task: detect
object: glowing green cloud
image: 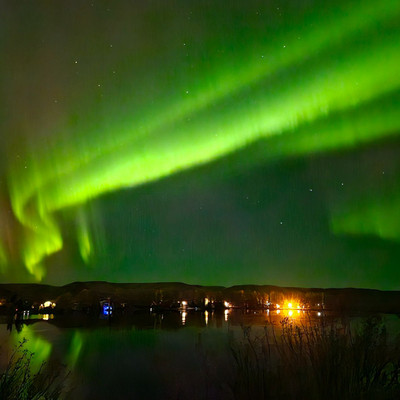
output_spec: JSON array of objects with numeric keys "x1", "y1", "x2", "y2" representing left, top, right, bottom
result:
[
  {"x1": 76, "y1": 209, "x2": 93, "y2": 264},
  {"x1": 331, "y1": 190, "x2": 400, "y2": 242},
  {"x1": 5, "y1": 0, "x2": 400, "y2": 279},
  {"x1": 0, "y1": 239, "x2": 7, "y2": 273}
]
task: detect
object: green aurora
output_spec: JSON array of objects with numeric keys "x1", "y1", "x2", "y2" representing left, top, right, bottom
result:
[{"x1": 1, "y1": 0, "x2": 400, "y2": 287}]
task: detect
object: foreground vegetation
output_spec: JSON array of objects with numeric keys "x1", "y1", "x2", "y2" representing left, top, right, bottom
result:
[
  {"x1": 0, "y1": 339, "x2": 69, "y2": 400},
  {"x1": 228, "y1": 316, "x2": 400, "y2": 400}
]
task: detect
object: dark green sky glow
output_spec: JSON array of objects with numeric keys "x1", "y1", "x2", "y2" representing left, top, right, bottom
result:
[{"x1": 1, "y1": 0, "x2": 400, "y2": 288}]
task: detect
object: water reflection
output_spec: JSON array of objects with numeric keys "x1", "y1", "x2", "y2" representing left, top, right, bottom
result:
[
  {"x1": 1, "y1": 310, "x2": 399, "y2": 400},
  {"x1": 39, "y1": 314, "x2": 54, "y2": 320},
  {"x1": 7, "y1": 324, "x2": 53, "y2": 371},
  {"x1": 224, "y1": 309, "x2": 229, "y2": 322},
  {"x1": 67, "y1": 331, "x2": 84, "y2": 367},
  {"x1": 0, "y1": 309, "x2": 338, "y2": 335},
  {"x1": 181, "y1": 311, "x2": 187, "y2": 325}
]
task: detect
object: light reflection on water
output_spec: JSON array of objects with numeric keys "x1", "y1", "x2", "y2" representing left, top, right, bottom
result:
[
  {"x1": 0, "y1": 309, "x2": 324, "y2": 364},
  {"x1": 39, "y1": 313, "x2": 54, "y2": 320},
  {"x1": 0, "y1": 311, "x2": 399, "y2": 400},
  {"x1": 181, "y1": 311, "x2": 187, "y2": 325},
  {"x1": 224, "y1": 309, "x2": 229, "y2": 321}
]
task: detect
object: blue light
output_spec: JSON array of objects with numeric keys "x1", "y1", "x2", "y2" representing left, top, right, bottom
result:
[{"x1": 102, "y1": 303, "x2": 113, "y2": 315}]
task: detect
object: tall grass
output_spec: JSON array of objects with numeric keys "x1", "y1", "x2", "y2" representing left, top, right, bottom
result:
[
  {"x1": 0, "y1": 339, "x2": 69, "y2": 400},
  {"x1": 229, "y1": 316, "x2": 400, "y2": 400}
]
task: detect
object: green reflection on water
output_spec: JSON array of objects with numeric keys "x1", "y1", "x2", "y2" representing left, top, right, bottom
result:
[
  {"x1": 67, "y1": 331, "x2": 84, "y2": 368},
  {"x1": 12, "y1": 325, "x2": 52, "y2": 371}
]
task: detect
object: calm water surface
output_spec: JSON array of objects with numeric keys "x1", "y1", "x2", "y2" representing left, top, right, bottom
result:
[{"x1": 1, "y1": 310, "x2": 399, "y2": 399}]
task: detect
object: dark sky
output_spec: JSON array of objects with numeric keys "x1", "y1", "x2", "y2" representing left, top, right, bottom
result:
[{"x1": 1, "y1": 0, "x2": 400, "y2": 288}]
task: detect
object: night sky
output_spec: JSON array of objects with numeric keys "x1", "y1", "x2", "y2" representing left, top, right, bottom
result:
[{"x1": 1, "y1": 0, "x2": 400, "y2": 288}]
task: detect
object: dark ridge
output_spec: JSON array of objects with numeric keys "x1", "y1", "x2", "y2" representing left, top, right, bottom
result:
[{"x1": 0, "y1": 281, "x2": 400, "y2": 314}]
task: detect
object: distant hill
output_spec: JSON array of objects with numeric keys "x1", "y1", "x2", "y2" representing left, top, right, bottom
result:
[{"x1": 1, "y1": 282, "x2": 400, "y2": 313}]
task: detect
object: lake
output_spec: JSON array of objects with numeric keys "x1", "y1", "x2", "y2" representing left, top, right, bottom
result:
[{"x1": 1, "y1": 310, "x2": 399, "y2": 399}]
